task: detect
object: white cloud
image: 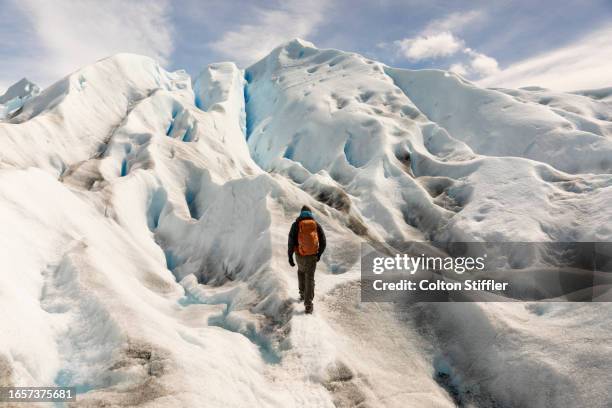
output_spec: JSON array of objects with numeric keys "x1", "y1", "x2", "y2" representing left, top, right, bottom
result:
[
  {"x1": 394, "y1": 32, "x2": 463, "y2": 61},
  {"x1": 449, "y1": 63, "x2": 468, "y2": 76},
  {"x1": 392, "y1": 9, "x2": 498, "y2": 75},
  {"x1": 466, "y1": 49, "x2": 499, "y2": 76},
  {"x1": 210, "y1": 0, "x2": 328, "y2": 66},
  {"x1": 11, "y1": 0, "x2": 173, "y2": 86},
  {"x1": 477, "y1": 24, "x2": 612, "y2": 91},
  {"x1": 446, "y1": 50, "x2": 499, "y2": 79},
  {"x1": 422, "y1": 10, "x2": 484, "y2": 35}
]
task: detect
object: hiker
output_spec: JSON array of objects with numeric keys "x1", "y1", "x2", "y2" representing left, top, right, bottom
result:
[{"x1": 288, "y1": 205, "x2": 326, "y2": 314}]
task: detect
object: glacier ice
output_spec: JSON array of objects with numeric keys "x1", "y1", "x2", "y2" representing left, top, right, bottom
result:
[
  {"x1": 0, "y1": 78, "x2": 40, "y2": 120},
  {"x1": 0, "y1": 39, "x2": 611, "y2": 407}
]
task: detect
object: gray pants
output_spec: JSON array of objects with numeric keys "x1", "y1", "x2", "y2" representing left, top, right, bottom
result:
[{"x1": 296, "y1": 254, "x2": 317, "y2": 306}]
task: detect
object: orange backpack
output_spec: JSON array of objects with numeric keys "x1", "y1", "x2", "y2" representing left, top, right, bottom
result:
[{"x1": 297, "y1": 219, "x2": 319, "y2": 256}]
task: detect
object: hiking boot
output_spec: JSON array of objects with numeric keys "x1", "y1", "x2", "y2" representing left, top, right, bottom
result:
[
  {"x1": 299, "y1": 294, "x2": 305, "y2": 303},
  {"x1": 305, "y1": 304, "x2": 313, "y2": 314}
]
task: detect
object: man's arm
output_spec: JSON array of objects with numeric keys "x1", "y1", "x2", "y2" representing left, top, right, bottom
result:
[
  {"x1": 316, "y1": 223, "x2": 326, "y2": 258},
  {"x1": 288, "y1": 221, "x2": 298, "y2": 258}
]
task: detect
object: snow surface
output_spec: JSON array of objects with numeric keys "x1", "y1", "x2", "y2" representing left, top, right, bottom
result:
[{"x1": 0, "y1": 39, "x2": 611, "y2": 407}]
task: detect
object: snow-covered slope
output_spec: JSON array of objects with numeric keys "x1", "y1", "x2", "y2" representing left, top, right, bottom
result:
[{"x1": 0, "y1": 40, "x2": 611, "y2": 407}]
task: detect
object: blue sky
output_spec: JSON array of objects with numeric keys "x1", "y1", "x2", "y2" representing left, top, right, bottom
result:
[{"x1": 1, "y1": 0, "x2": 612, "y2": 92}]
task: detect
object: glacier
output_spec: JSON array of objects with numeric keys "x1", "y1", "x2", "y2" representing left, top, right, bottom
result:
[{"x1": 0, "y1": 39, "x2": 611, "y2": 407}]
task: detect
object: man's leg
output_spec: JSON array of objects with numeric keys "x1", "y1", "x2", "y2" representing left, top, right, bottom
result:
[
  {"x1": 297, "y1": 269, "x2": 305, "y2": 301},
  {"x1": 296, "y1": 255, "x2": 305, "y2": 301},
  {"x1": 303, "y1": 255, "x2": 317, "y2": 313}
]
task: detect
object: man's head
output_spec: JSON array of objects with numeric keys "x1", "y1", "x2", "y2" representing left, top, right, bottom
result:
[{"x1": 300, "y1": 205, "x2": 313, "y2": 218}]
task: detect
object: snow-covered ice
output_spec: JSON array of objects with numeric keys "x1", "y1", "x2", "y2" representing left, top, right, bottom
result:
[{"x1": 0, "y1": 39, "x2": 611, "y2": 407}]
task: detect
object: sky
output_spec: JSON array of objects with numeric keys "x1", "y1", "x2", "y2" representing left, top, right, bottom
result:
[{"x1": 1, "y1": 0, "x2": 612, "y2": 93}]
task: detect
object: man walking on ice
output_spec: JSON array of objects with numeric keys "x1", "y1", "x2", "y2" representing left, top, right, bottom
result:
[{"x1": 288, "y1": 205, "x2": 326, "y2": 314}]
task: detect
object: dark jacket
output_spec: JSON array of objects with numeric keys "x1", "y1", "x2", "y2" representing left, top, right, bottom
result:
[{"x1": 288, "y1": 211, "x2": 326, "y2": 259}]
